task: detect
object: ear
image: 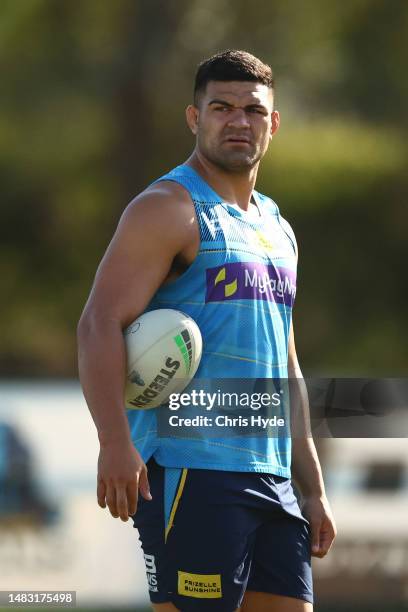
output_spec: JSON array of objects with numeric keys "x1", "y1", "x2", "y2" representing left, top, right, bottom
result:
[
  {"x1": 186, "y1": 104, "x2": 199, "y2": 135},
  {"x1": 270, "y1": 110, "x2": 280, "y2": 139}
]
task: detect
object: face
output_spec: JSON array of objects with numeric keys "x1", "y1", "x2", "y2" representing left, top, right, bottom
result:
[{"x1": 186, "y1": 80, "x2": 280, "y2": 172}]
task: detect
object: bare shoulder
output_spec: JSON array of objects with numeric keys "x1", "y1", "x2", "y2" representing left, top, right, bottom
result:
[
  {"x1": 120, "y1": 180, "x2": 195, "y2": 234},
  {"x1": 81, "y1": 180, "x2": 197, "y2": 325},
  {"x1": 142, "y1": 179, "x2": 193, "y2": 205}
]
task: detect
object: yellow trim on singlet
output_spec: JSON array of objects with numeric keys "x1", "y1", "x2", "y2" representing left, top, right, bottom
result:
[{"x1": 165, "y1": 468, "x2": 188, "y2": 543}]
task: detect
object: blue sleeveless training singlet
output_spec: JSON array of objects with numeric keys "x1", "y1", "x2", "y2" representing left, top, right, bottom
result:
[{"x1": 126, "y1": 165, "x2": 298, "y2": 477}]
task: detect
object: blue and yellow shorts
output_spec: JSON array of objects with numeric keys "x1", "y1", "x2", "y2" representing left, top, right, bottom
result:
[{"x1": 132, "y1": 458, "x2": 313, "y2": 611}]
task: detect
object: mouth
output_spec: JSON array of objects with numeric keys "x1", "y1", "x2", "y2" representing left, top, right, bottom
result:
[{"x1": 224, "y1": 137, "x2": 251, "y2": 145}]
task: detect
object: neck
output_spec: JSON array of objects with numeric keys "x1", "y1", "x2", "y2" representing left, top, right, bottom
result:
[{"x1": 186, "y1": 150, "x2": 259, "y2": 211}]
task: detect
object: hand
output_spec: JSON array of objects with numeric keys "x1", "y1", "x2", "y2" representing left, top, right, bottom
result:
[
  {"x1": 97, "y1": 440, "x2": 152, "y2": 521},
  {"x1": 302, "y1": 494, "x2": 337, "y2": 558}
]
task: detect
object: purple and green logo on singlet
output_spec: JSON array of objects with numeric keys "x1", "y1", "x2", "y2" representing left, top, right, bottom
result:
[{"x1": 206, "y1": 262, "x2": 296, "y2": 306}]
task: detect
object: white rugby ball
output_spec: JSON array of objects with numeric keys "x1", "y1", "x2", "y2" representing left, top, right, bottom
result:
[{"x1": 123, "y1": 309, "x2": 202, "y2": 410}]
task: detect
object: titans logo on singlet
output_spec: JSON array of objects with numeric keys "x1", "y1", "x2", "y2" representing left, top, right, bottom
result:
[{"x1": 126, "y1": 165, "x2": 298, "y2": 476}]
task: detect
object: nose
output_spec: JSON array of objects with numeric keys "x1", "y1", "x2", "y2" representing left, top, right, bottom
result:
[{"x1": 226, "y1": 108, "x2": 250, "y2": 128}]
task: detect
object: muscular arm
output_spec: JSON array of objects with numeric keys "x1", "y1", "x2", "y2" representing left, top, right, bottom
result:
[
  {"x1": 288, "y1": 321, "x2": 337, "y2": 557},
  {"x1": 77, "y1": 182, "x2": 196, "y2": 520}
]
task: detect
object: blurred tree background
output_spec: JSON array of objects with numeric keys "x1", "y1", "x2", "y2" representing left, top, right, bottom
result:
[{"x1": 1, "y1": 0, "x2": 407, "y2": 378}]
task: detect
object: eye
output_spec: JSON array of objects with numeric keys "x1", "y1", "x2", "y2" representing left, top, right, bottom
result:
[{"x1": 247, "y1": 108, "x2": 266, "y2": 115}]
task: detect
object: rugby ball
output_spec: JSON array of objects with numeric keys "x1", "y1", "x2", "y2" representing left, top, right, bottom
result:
[{"x1": 123, "y1": 309, "x2": 202, "y2": 410}]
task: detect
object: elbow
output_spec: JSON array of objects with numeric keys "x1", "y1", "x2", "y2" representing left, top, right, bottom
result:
[
  {"x1": 77, "y1": 309, "x2": 92, "y2": 348},
  {"x1": 77, "y1": 304, "x2": 101, "y2": 346},
  {"x1": 77, "y1": 308, "x2": 121, "y2": 346},
  {"x1": 288, "y1": 355, "x2": 303, "y2": 379}
]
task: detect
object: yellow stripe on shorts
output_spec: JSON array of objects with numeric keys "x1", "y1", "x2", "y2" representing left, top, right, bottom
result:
[{"x1": 165, "y1": 468, "x2": 188, "y2": 542}]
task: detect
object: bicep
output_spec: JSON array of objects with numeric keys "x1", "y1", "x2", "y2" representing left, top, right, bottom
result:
[{"x1": 82, "y1": 190, "x2": 192, "y2": 328}]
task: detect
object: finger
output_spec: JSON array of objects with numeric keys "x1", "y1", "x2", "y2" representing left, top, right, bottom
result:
[
  {"x1": 97, "y1": 479, "x2": 107, "y2": 508},
  {"x1": 116, "y1": 485, "x2": 129, "y2": 522},
  {"x1": 127, "y1": 481, "x2": 138, "y2": 516},
  {"x1": 139, "y1": 467, "x2": 152, "y2": 501},
  {"x1": 312, "y1": 535, "x2": 331, "y2": 558},
  {"x1": 106, "y1": 481, "x2": 119, "y2": 518},
  {"x1": 310, "y1": 520, "x2": 322, "y2": 555},
  {"x1": 319, "y1": 527, "x2": 335, "y2": 556}
]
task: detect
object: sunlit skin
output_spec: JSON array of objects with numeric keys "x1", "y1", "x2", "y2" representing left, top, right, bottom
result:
[{"x1": 185, "y1": 80, "x2": 280, "y2": 211}]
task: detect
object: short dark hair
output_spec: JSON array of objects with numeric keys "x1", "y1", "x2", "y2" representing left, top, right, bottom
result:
[{"x1": 194, "y1": 49, "x2": 274, "y2": 105}]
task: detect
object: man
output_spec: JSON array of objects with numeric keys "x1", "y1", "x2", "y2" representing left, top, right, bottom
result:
[{"x1": 78, "y1": 50, "x2": 336, "y2": 612}]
